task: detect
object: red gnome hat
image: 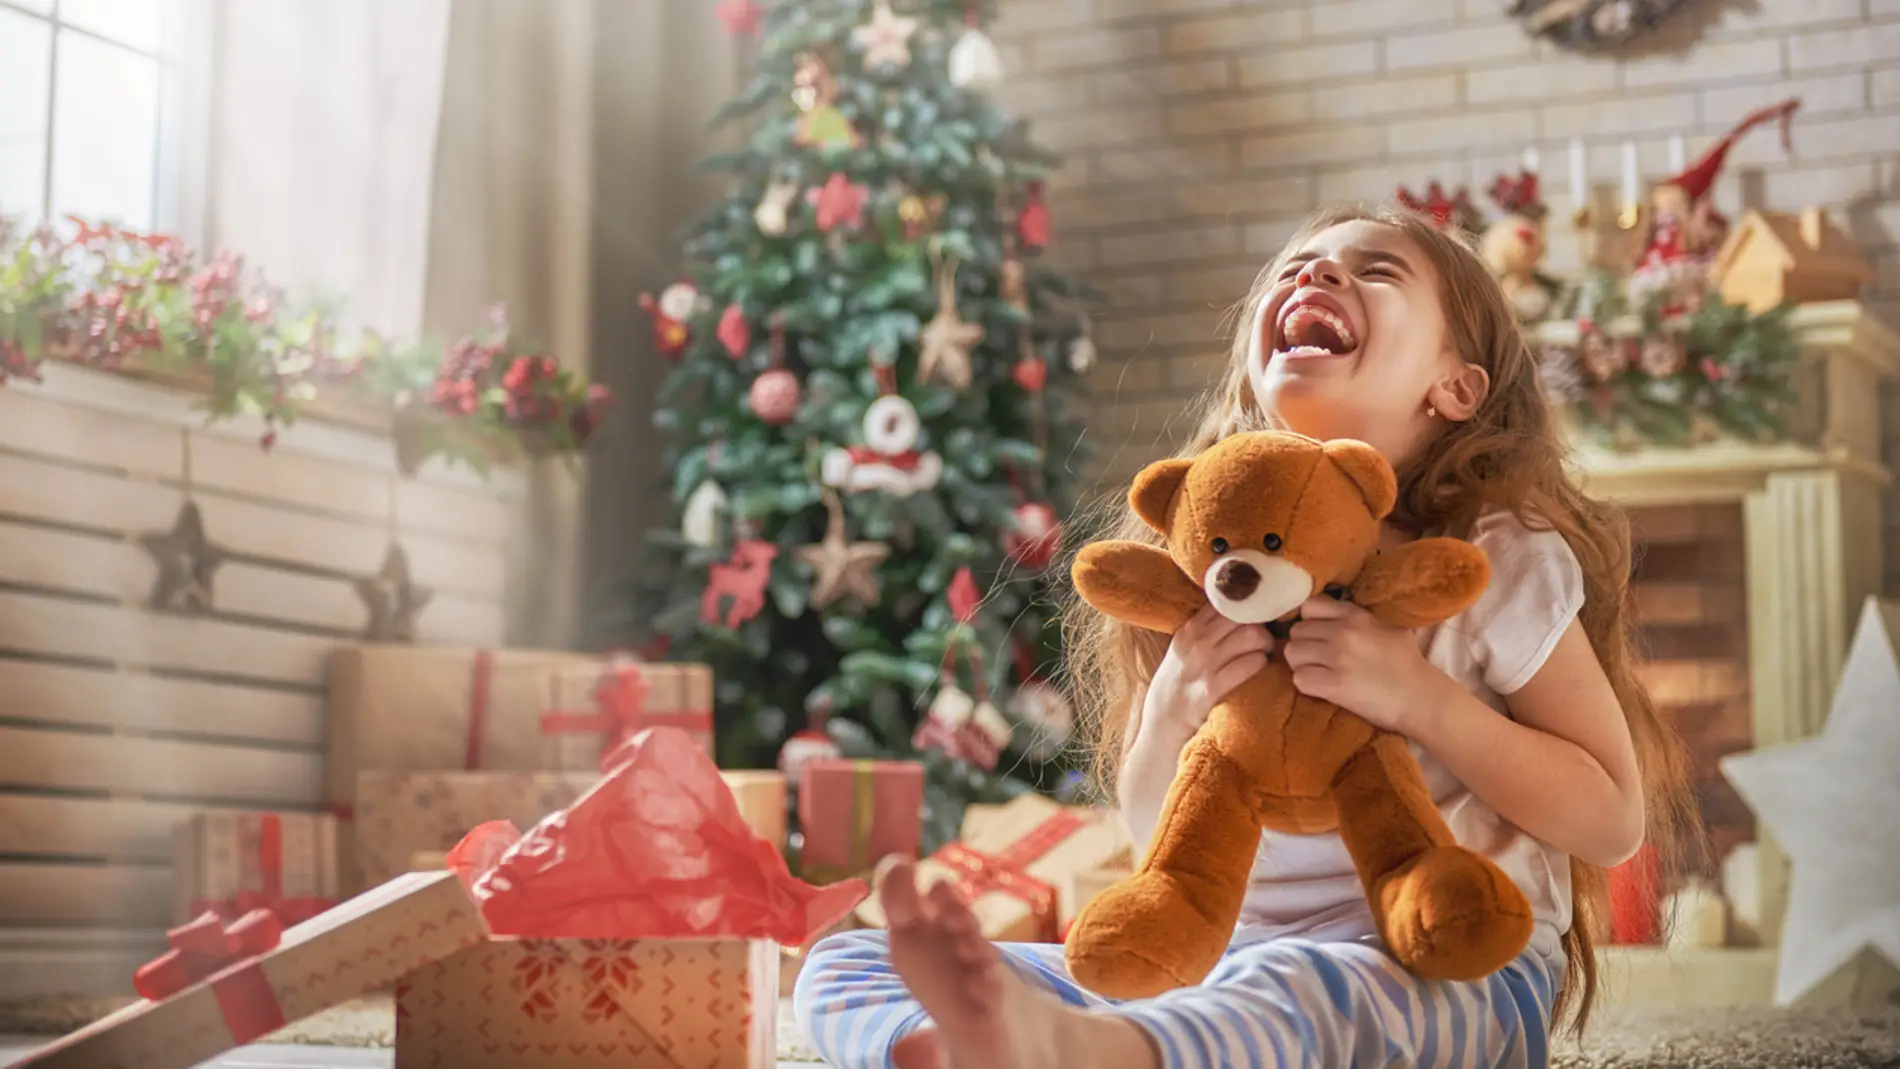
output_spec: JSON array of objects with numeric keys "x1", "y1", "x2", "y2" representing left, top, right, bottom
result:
[{"x1": 1663, "y1": 97, "x2": 1801, "y2": 203}]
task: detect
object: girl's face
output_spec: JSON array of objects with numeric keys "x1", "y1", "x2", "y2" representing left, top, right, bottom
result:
[{"x1": 1247, "y1": 220, "x2": 1480, "y2": 463}]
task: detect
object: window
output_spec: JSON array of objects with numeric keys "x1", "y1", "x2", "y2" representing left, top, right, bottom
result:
[{"x1": 0, "y1": 0, "x2": 201, "y2": 234}]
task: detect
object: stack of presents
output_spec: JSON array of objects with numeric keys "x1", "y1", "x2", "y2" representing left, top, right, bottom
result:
[{"x1": 20, "y1": 644, "x2": 1134, "y2": 1068}]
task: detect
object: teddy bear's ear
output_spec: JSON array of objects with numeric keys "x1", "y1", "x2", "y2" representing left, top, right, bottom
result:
[
  {"x1": 1129, "y1": 458, "x2": 1193, "y2": 534},
  {"x1": 1322, "y1": 439, "x2": 1397, "y2": 519}
]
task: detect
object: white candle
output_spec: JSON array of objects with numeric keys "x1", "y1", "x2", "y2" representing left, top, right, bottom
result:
[
  {"x1": 1620, "y1": 140, "x2": 1641, "y2": 207},
  {"x1": 1667, "y1": 133, "x2": 1686, "y2": 172},
  {"x1": 1569, "y1": 137, "x2": 1586, "y2": 206}
]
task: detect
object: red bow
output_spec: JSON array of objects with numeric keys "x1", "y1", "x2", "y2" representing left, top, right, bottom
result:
[{"x1": 134, "y1": 909, "x2": 282, "y2": 1002}]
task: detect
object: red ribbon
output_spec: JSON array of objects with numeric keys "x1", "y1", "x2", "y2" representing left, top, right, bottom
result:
[
  {"x1": 845, "y1": 445, "x2": 927, "y2": 471},
  {"x1": 539, "y1": 663, "x2": 709, "y2": 771},
  {"x1": 187, "y1": 814, "x2": 336, "y2": 928},
  {"x1": 932, "y1": 809, "x2": 1089, "y2": 942},
  {"x1": 465, "y1": 649, "x2": 495, "y2": 771},
  {"x1": 134, "y1": 910, "x2": 288, "y2": 1041}
]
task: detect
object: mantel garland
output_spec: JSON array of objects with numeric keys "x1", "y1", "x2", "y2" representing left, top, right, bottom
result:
[
  {"x1": 1537, "y1": 269, "x2": 1801, "y2": 449},
  {"x1": 0, "y1": 213, "x2": 611, "y2": 474}
]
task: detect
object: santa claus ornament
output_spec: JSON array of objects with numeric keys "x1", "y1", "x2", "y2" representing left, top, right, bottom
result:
[
  {"x1": 1631, "y1": 98, "x2": 1802, "y2": 318},
  {"x1": 820, "y1": 379, "x2": 943, "y2": 497},
  {"x1": 638, "y1": 280, "x2": 701, "y2": 360}
]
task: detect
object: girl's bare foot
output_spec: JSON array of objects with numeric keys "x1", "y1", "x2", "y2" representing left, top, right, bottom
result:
[{"x1": 874, "y1": 857, "x2": 1159, "y2": 1069}]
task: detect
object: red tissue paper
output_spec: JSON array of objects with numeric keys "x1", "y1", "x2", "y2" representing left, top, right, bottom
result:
[{"x1": 450, "y1": 725, "x2": 867, "y2": 946}]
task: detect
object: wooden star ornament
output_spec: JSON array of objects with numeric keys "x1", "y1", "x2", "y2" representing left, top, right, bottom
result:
[
  {"x1": 796, "y1": 491, "x2": 890, "y2": 609},
  {"x1": 356, "y1": 544, "x2": 433, "y2": 642},
  {"x1": 140, "y1": 499, "x2": 225, "y2": 614},
  {"x1": 919, "y1": 255, "x2": 983, "y2": 390},
  {"x1": 852, "y1": 0, "x2": 918, "y2": 69}
]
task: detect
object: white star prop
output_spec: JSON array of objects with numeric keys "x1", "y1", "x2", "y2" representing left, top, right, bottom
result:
[
  {"x1": 852, "y1": 0, "x2": 918, "y2": 69},
  {"x1": 1720, "y1": 597, "x2": 1900, "y2": 1005}
]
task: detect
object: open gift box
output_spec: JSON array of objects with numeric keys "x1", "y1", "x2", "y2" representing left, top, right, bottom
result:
[{"x1": 18, "y1": 728, "x2": 866, "y2": 1069}]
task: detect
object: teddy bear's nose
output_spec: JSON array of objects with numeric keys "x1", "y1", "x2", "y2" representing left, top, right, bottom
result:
[{"x1": 1213, "y1": 558, "x2": 1260, "y2": 600}]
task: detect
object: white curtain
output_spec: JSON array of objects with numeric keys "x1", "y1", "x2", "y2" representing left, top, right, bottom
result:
[{"x1": 201, "y1": 0, "x2": 451, "y2": 341}]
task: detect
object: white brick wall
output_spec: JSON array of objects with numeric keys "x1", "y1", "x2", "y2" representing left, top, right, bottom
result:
[{"x1": 991, "y1": 0, "x2": 1900, "y2": 589}]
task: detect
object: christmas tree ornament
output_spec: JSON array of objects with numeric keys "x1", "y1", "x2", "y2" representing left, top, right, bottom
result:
[
  {"x1": 820, "y1": 367, "x2": 943, "y2": 497},
  {"x1": 717, "y1": 303, "x2": 751, "y2": 359},
  {"x1": 1477, "y1": 169, "x2": 1559, "y2": 324},
  {"x1": 755, "y1": 180, "x2": 799, "y2": 236},
  {"x1": 749, "y1": 318, "x2": 804, "y2": 426},
  {"x1": 1639, "y1": 334, "x2": 1687, "y2": 377},
  {"x1": 700, "y1": 537, "x2": 778, "y2": 629},
  {"x1": 778, "y1": 694, "x2": 842, "y2": 786},
  {"x1": 1016, "y1": 181, "x2": 1051, "y2": 253},
  {"x1": 808, "y1": 172, "x2": 870, "y2": 232},
  {"x1": 793, "y1": 53, "x2": 861, "y2": 150},
  {"x1": 1579, "y1": 328, "x2": 1631, "y2": 382},
  {"x1": 1067, "y1": 311, "x2": 1098, "y2": 373},
  {"x1": 947, "y1": 565, "x2": 981, "y2": 624},
  {"x1": 714, "y1": 0, "x2": 764, "y2": 37},
  {"x1": 681, "y1": 480, "x2": 729, "y2": 548},
  {"x1": 918, "y1": 252, "x2": 982, "y2": 390},
  {"x1": 141, "y1": 499, "x2": 224, "y2": 615},
  {"x1": 1004, "y1": 500, "x2": 1062, "y2": 570},
  {"x1": 948, "y1": 6, "x2": 1004, "y2": 91},
  {"x1": 356, "y1": 544, "x2": 433, "y2": 642},
  {"x1": 1011, "y1": 679, "x2": 1075, "y2": 762},
  {"x1": 795, "y1": 489, "x2": 891, "y2": 609},
  {"x1": 1012, "y1": 354, "x2": 1047, "y2": 393},
  {"x1": 852, "y1": 0, "x2": 919, "y2": 70},
  {"x1": 638, "y1": 280, "x2": 701, "y2": 360},
  {"x1": 999, "y1": 253, "x2": 1029, "y2": 313},
  {"x1": 912, "y1": 682, "x2": 1012, "y2": 772}
]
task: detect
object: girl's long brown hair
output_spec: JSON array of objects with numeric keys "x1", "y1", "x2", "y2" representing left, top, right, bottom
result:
[{"x1": 1058, "y1": 202, "x2": 1698, "y2": 1035}]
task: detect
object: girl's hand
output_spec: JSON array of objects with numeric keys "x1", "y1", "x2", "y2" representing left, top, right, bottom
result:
[
  {"x1": 1281, "y1": 596, "x2": 1432, "y2": 735},
  {"x1": 1141, "y1": 603, "x2": 1276, "y2": 741}
]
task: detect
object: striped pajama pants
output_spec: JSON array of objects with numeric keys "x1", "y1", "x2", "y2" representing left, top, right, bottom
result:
[{"x1": 794, "y1": 928, "x2": 1561, "y2": 1069}]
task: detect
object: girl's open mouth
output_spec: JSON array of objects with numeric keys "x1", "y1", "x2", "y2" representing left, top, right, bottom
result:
[{"x1": 1272, "y1": 298, "x2": 1360, "y2": 360}]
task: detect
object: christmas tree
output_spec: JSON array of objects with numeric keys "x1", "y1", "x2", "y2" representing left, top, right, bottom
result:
[{"x1": 629, "y1": 0, "x2": 1100, "y2": 852}]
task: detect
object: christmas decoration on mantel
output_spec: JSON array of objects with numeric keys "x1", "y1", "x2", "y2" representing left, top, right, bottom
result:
[
  {"x1": 1506, "y1": 0, "x2": 1700, "y2": 52},
  {"x1": 0, "y1": 212, "x2": 612, "y2": 476},
  {"x1": 629, "y1": 0, "x2": 1099, "y2": 838},
  {"x1": 355, "y1": 544, "x2": 433, "y2": 642},
  {"x1": 140, "y1": 431, "x2": 225, "y2": 615}
]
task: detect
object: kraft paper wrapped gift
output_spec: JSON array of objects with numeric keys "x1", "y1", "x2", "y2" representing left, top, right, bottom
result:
[
  {"x1": 721, "y1": 770, "x2": 788, "y2": 848},
  {"x1": 171, "y1": 811, "x2": 340, "y2": 926},
  {"x1": 797, "y1": 758, "x2": 924, "y2": 881},
  {"x1": 17, "y1": 729, "x2": 865, "y2": 1069},
  {"x1": 15, "y1": 870, "x2": 489, "y2": 1069},
  {"x1": 856, "y1": 793, "x2": 1129, "y2": 942},
  {"x1": 398, "y1": 728, "x2": 866, "y2": 1068},
  {"x1": 350, "y1": 770, "x2": 600, "y2": 894}
]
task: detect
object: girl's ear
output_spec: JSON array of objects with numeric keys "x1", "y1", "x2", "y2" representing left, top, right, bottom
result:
[
  {"x1": 1427, "y1": 362, "x2": 1490, "y2": 422},
  {"x1": 1129, "y1": 459, "x2": 1193, "y2": 534}
]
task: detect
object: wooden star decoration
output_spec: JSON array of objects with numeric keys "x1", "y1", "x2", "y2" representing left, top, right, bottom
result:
[
  {"x1": 919, "y1": 304, "x2": 982, "y2": 390},
  {"x1": 139, "y1": 499, "x2": 224, "y2": 614},
  {"x1": 355, "y1": 544, "x2": 434, "y2": 642},
  {"x1": 852, "y1": 0, "x2": 918, "y2": 69},
  {"x1": 796, "y1": 494, "x2": 890, "y2": 609}
]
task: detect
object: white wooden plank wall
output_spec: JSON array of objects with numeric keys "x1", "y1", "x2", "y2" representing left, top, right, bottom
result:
[{"x1": 0, "y1": 363, "x2": 525, "y2": 997}]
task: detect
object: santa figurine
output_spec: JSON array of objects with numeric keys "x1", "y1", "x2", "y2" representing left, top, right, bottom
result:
[
  {"x1": 638, "y1": 280, "x2": 702, "y2": 360},
  {"x1": 1630, "y1": 98, "x2": 1801, "y2": 318}
]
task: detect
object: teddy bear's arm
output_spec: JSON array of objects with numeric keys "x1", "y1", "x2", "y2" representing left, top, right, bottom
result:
[
  {"x1": 1351, "y1": 537, "x2": 1490, "y2": 629},
  {"x1": 1072, "y1": 541, "x2": 1206, "y2": 635}
]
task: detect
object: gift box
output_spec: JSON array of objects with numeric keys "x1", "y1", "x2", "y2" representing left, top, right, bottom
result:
[
  {"x1": 19, "y1": 728, "x2": 866, "y2": 1069},
  {"x1": 398, "y1": 728, "x2": 865, "y2": 1068},
  {"x1": 350, "y1": 770, "x2": 600, "y2": 894},
  {"x1": 171, "y1": 811, "x2": 339, "y2": 926},
  {"x1": 856, "y1": 793, "x2": 1129, "y2": 942},
  {"x1": 542, "y1": 657, "x2": 717, "y2": 768},
  {"x1": 721, "y1": 770, "x2": 788, "y2": 848},
  {"x1": 797, "y1": 758, "x2": 924, "y2": 882},
  {"x1": 16, "y1": 869, "x2": 490, "y2": 1069}
]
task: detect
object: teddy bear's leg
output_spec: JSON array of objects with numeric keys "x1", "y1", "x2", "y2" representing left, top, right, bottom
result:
[
  {"x1": 1064, "y1": 677, "x2": 1287, "y2": 1000},
  {"x1": 1332, "y1": 732, "x2": 1535, "y2": 982}
]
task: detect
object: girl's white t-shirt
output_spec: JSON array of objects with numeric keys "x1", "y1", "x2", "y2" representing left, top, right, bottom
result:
[{"x1": 1119, "y1": 508, "x2": 1586, "y2": 970}]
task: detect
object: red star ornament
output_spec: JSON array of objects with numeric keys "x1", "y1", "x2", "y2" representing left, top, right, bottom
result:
[
  {"x1": 808, "y1": 173, "x2": 869, "y2": 233},
  {"x1": 715, "y1": 0, "x2": 764, "y2": 37}
]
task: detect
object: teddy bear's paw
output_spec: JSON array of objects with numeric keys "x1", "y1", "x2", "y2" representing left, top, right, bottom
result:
[
  {"x1": 1373, "y1": 845, "x2": 1535, "y2": 982},
  {"x1": 1064, "y1": 869, "x2": 1231, "y2": 999}
]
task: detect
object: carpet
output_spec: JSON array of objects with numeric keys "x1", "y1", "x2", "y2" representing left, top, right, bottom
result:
[{"x1": 4, "y1": 995, "x2": 1896, "y2": 1066}]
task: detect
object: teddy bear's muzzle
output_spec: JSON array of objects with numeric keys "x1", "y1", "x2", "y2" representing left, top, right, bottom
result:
[{"x1": 1204, "y1": 551, "x2": 1312, "y2": 624}]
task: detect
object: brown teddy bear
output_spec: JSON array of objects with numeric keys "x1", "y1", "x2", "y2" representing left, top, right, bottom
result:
[{"x1": 1064, "y1": 431, "x2": 1535, "y2": 999}]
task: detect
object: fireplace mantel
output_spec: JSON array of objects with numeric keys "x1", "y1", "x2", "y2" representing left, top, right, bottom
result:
[{"x1": 1536, "y1": 301, "x2": 1899, "y2": 1003}]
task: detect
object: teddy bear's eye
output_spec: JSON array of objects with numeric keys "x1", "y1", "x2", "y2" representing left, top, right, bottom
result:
[
  {"x1": 1210, "y1": 537, "x2": 1229, "y2": 555},
  {"x1": 1263, "y1": 533, "x2": 1283, "y2": 551}
]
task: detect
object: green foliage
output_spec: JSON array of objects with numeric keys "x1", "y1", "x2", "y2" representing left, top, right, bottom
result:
[{"x1": 626, "y1": 0, "x2": 1097, "y2": 850}]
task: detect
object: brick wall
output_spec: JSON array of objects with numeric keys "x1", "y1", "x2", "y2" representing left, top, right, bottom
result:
[{"x1": 994, "y1": 1, "x2": 1900, "y2": 569}]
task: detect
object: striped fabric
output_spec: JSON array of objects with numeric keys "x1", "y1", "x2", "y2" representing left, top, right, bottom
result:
[{"x1": 794, "y1": 928, "x2": 1560, "y2": 1069}]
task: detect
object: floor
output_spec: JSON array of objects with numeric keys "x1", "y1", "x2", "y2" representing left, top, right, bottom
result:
[{"x1": 0, "y1": 1038, "x2": 825, "y2": 1067}]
